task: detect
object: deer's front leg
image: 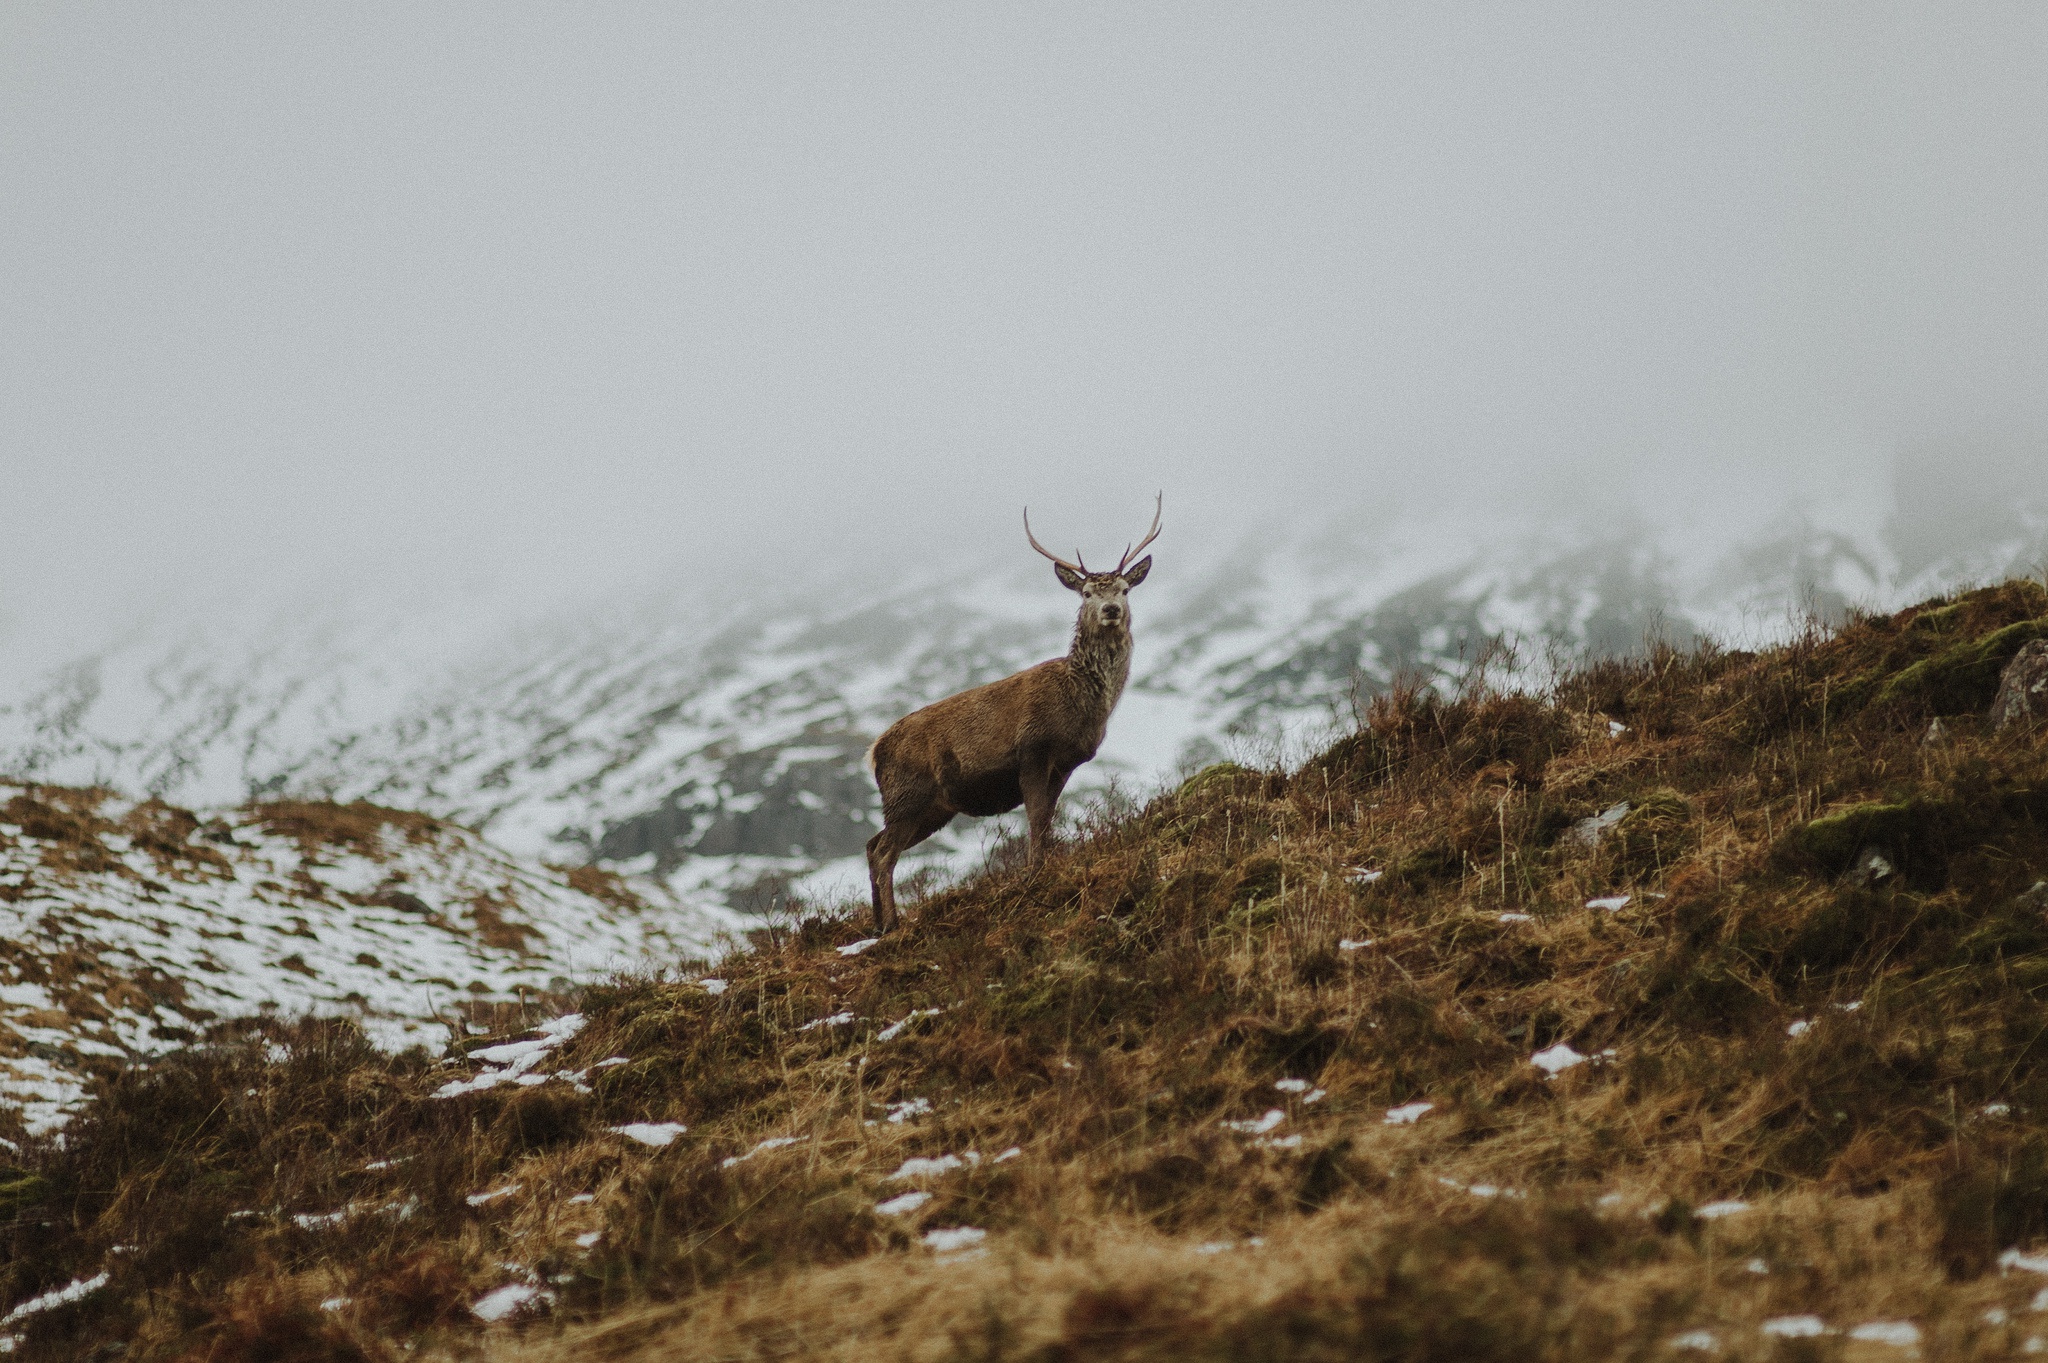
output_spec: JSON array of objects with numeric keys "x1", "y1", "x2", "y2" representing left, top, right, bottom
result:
[{"x1": 1020, "y1": 748, "x2": 1058, "y2": 865}]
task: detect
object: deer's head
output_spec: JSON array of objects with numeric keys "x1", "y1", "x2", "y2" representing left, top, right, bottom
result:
[{"x1": 1024, "y1": 493, "x2": 1161, "y2": 636}]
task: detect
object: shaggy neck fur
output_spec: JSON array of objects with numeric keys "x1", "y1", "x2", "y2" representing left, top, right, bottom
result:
[{"x1": 1069, "y1": 615, "x2": 1133, "y2": 708}]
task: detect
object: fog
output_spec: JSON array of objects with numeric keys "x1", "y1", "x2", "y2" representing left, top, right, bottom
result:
[{"x1": 5, "y1": 3, "x2": 2047, "y2": 668}]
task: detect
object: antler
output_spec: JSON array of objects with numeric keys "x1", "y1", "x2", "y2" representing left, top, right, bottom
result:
[
  {"x1": 1023, "y1": 508, "x2": 1089, "y2": 574},
  {"x1": 1025, "y1": 494, "x2": 1164, "y2": 577},
  {"x1": 1115, "y1": 492, "x2": 1164, "y2": 574}
]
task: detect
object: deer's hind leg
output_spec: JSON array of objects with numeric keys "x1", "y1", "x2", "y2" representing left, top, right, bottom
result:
[{"x1": 866, "y1": 803, "x2": 955, "y2": 933}]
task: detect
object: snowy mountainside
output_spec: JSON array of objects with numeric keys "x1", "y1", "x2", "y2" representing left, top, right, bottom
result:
[
  {"x1": 2, "y1": 507, "x2": 2044, "y2": 912},
  {"x1": 0, "y1": 783, "x2": 738, "y2": 1135}
]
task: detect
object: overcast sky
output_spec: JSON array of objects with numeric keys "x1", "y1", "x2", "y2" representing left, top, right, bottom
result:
[{"x1": 5, "y1": 3, "x2": 2046, "y2": 663}]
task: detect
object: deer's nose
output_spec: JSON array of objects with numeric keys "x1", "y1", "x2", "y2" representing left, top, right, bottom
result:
[{"x1": 1102, "y1": 604, "x2": 1123, "y2": 621}]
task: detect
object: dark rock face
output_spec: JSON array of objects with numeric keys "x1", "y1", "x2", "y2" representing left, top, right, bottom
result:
[
  {"x1": 1991, "y1": 639, "x2": 2048, "y2": 730},
  {"x1": 592, "y1": 733, "x2": 879, "y2": 872}
]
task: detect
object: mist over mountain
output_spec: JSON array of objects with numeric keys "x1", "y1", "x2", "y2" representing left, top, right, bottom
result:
[{"x1": 5, "y1": 484, "x2": 2041, "y2": 914}]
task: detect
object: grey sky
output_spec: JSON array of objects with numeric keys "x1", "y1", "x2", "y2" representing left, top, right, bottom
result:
[{"x1": 4, "y1": 3, "x2": 2046, "y2": 663}]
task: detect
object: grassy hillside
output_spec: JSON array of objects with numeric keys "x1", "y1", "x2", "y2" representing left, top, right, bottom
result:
[{"x1": 7, "y1": 579, "x2": 2048, "y2": 1361}]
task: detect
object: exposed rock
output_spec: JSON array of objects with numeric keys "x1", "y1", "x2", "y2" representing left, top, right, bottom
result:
[
  {"x1": 1990, "y1": 639, "x2": 2048, "y2": 731},
  {"x1": 1567, "y1": 802, "x2": 1630, "y2": 849},
  {"x1": 1922, "y1": 717, "x2": 1948, "y2": 747},
  {"x1": 1850, "y1": 845, "x2": 1894, "y2": 886}
]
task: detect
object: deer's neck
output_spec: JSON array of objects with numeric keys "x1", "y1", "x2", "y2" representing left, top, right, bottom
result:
[{"x1": 1068, "y1": 620, "x2": 1133, "y2": 710}]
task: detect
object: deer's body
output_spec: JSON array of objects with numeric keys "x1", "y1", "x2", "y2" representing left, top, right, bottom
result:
[{"x1": 864, "y1": 498, "x2": 1159, "y2": 932}]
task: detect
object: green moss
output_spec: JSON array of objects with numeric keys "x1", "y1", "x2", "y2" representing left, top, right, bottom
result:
[
  {"x1": 1876, "y1": 619, "x2": 2048, "y2": 715},
  {"x1": 1175, "y1": 762, "x2": 1252, "y2": 801},
  {"x1": 1794, "y1": 799, "x2": 1931, "y2": 872},
  {"x1": 1910, "y1": 600, "x2": 1973, "y2": 634},
  {"x1": 0, "y1": 1166, "x2": 51, "y2": 1219}
]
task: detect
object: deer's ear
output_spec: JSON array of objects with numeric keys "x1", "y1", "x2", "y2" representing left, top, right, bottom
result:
[
  {"x1": 1120, "y1": 556, "x2": 1152, "y2": 589},
  {"x1": 1054, "y1": 563, "x2": 1086, "y2": 592}
]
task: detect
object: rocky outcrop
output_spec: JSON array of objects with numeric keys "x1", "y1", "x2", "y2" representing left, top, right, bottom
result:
[{"x1": 1990, "y1": 638, "x2": 2048, "y2": 730}]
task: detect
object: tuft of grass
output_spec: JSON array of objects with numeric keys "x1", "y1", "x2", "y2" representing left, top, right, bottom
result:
[{"x1": 5, "y1": 579, "x2": 2048, "y2": 1360}]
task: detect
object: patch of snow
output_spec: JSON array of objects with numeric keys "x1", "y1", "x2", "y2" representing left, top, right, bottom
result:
[
  {"x1": 1983, "y1": 1102, "x2": 2014, "y2": 1118},
  {"x1": 320, "y1": 1296, "x2": 350, "y2": 1312},
  {"x1": 1667, "y1": 1330, "x2": 1719, "y2": 1352},
  {"x1": 921, "y1": 1226, "x2": 987, "y2": 1252},
  {"x1": 574, "y1": 1231, "x2": 602, "y2": 1249},
  {"x1": 721, "y1": 1135, "x2": 805, "y2": 1168},
  {"x1": 1586, "y1": 895, "x2": 1631, "y2": 912},
  {"x1": 293, "y1": 1209, "x2": 349, "y2": 1230},
  {"x1": 1846, "y1": 1321, "x2": 1920, "y2": 1348},
  {"x1": 1337, "y1": 938, "x2": 1372, "y2": 950},
  {"x1": 466, "y1": 1184, "x2": 522, "y2": 1207},
  {"x1": 434, "y1": 1020, "x2": 587, "y2": 1098},
  {"x1": 888, "y1": 1154, "x2": 967, "y2": 1181},
  {"x1": 1787, "y1": 1020, "x2": 1811, "y2": 1037},
  {"x1": 1274, "y1": 1078, "x2": 1310, "y2": 1093},
  {"x1": 1759, "y1": 1316, "x2": 1828, "y2": 1339},
  {"x1": 993, "y1": 1147, "x2": 1022, "y2": 1163},
  {"x1": 836, "y1": 938, "x2": 880, "y2": 956},
  {"x1": 1499, "y1": 912, "x2": 1533, "y2": 923},
  {"x1": 595, "y1": 1056, "x2": 630, "y2": 1068},
  {"x1": 1531, "y1": 1043, "x2": 1587, "y2": 1075},
  {"x1": 886, "y1": 1097, "x2": 932, "y2": 1124},
  {"x1": 2001, "y1": 1248, "x2": 2048, "y2": 1276},
  {"x1": 700, "y1": 979, "x2": 728, "y2": 995},
  {"x1": 1695, "y1": 1200, "x2": 1751, "y2": 1219},
  {"x1": 471, "y1": 1283, "x2": 551, "y2": 1323},
  {"x1": 1384, "y1": 1101, "x2": 1434, "y2": 1125},
  {"x1": 1222, "y1": 1108, "x2": 1286, "y2": 1135},
  {"x1": 875, "y1": 1191, "x2": 932, "y2": 1216},
  {"x1": 877, "y1": 1009, "x2": 943, "y2": 1042},
  {"x1": 1744, "y1": 1259, "x2": 1768, "y2": 1274},
  {"x1": 1, "y1": 1273, "x2": 110, "y2": 1325},
  {"x1": 608, "y1": 1122, "x2": 686, "y2": 1148},
  {"x1": 1835, "y1": 1000, "x2": 1862, "y2": 1012},
  {"x1": 799, "y1": 1010, "x2": 856, "y2": 1032},
  {"x1": 1303, "y1": 1088, "x2": 1326, "y2": 1104},
  {"x1": 1255, "y1": 1134, "x2": 1303, "y2": 1150},
  {"x1": 1345, "y1": 868, "x2": 1383, "y2": 884}
]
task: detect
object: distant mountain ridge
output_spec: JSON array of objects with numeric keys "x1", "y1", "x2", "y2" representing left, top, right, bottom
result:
[{"x1": 3, "y1": 505, "x2": 2043, "y2": 912}]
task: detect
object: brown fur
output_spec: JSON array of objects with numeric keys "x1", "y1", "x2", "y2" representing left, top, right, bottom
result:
[{"x1": 865, "y1": 549, "x2": 1153, "y2": 932}]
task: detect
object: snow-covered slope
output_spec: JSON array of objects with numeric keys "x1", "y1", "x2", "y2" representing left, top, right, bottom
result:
[
  {"x1": 0, "y1": 783, "x2": 738, "y2": 1135},
  {"x1": 3, "y1": 505, "x2": 2044, "y2": 915}
]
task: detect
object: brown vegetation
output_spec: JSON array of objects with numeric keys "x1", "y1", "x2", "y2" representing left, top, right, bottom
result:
[{"x1": 6, "y1": 580, "x2": 2048, "y2": 1360}]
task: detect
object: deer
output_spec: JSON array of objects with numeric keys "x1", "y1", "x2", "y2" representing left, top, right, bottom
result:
[{"x1": 862, "y1": 494, "x2": 1162, "y2": 932}]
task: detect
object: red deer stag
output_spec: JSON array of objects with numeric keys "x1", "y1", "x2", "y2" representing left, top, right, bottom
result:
[{"x1": 863, "y1": 494, "x2": 1162, "y2": 932}]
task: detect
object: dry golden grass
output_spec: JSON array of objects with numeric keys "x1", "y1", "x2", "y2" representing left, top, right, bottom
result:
[{"x1": 6, "y1": 579, "x2": 2048, "y2": 1360}]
